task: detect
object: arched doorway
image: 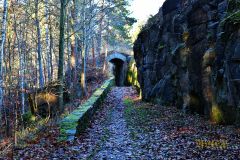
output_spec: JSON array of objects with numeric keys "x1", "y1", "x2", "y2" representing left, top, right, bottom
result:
[{"x1": 107, "y1": 51, "x2": 129, "y2": 86}]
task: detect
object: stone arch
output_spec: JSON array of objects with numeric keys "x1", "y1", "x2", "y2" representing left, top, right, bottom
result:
[
  {"x1": 107, "y1": 52, "x2": 128, "y2": 63},
  {"x1": 107, "y1": 51, "x2": 130, "y2": 86}
]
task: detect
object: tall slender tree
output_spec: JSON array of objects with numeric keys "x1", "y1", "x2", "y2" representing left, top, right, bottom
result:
[
  {"x1": 80, "y1": 0, "x2": 87, "y2": 96},
  {"x1": 35, "y1": 0, "x2": 44, "y2": 88},
  {"x1": 45, "y1": 0, "x2": 51, "y2": 82},
  {"x1": 0, "y1": 0, "x2": 136, "y2": 139},
  {"x1": 58, "y1": 0, "x2": 66, "y2": 113},
  {"x1": 0, "y1": 0, "x2": 8, "y2": 133},
  {"x1": 96, "y1": 0, "x2": 104, "y2": 67}
]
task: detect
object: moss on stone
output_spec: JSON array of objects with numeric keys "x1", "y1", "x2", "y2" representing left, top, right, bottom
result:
[
  {"x1": 211, "y1": 104, "x2": 224, "y2": 124},
  {"x1": 126, "y1": 59, "x2": 141, "y2": 94},
  {"x1": 182, "y1": 32, "x2": 189, "y2": 42},
  {"x1": 60, "y1": 121, "x2": 78, "y2": 129},
  {"x1": 71, "y1": 110, "x2": 84, "y2": 116},
  {"x1": 59, "y1": 78, "x2": 114, "y2": 141},
  {"x1": 64, "y1": 114, "x2": 80, "y2": 122},
  {"x1": 158, "y1": 42, "x2": 165, "y2": 51},
  {"x1": 93, "y1": 89, "x2": 104, "y2": 96}
]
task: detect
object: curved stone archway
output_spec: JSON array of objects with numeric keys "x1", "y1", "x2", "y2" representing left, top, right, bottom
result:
[
  {"x1": 107, "y1": 51, "x2": 130, "y2": 86},
  {"x1": 107, "y1": 52, "x2": 127, "y2": 63}
]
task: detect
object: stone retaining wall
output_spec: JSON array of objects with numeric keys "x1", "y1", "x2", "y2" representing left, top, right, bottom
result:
[{"x1": 59, "y1": 77, "x2": 114, "y2": 141}]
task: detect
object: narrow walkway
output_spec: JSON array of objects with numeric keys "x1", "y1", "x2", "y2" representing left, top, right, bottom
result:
[
  {"x1": 67, "y1": 87, "x2": 137, "y2": 159},
  {"x1": 64, "y1": 87, "x2": 240, "y2": 159},
  {"x1": 14, "y1": 87, "x2": 240, "y2": 159}
]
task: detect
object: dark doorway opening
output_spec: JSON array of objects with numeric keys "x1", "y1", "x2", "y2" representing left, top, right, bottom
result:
[{"x1": 110, "y1": 58, "x2": 126, "y2": 86}]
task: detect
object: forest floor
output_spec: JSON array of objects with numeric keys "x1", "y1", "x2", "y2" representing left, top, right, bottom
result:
[
  {"x1": 6, "y1": 87, "x2": 240, "y2": 159},
  {"x1": 0, "y1": 60, "x2": 108, "y2": 158}
]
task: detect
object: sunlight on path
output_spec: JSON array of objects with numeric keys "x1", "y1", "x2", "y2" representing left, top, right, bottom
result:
[
  {"x1": 68, "y1": 87, "x2": 138, "y2": 159},
  {"x1": 14, "y1": 87, "x2": 240, "y2": 159}
]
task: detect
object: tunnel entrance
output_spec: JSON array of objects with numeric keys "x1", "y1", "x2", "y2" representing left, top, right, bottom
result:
[
  {"x1": 110, "y1": 59, "x2": 125, "y2": 86},
  {"x1": 107, "y1": 51, "x2": 129, "y2": 87}
]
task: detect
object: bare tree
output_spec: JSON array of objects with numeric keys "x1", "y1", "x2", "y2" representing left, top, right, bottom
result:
[
  {"x1": 58, "y1": 0, "x2": 67, "y2": 113},
  {"x1": 0, "y1": 0, "x2": 8, "y2": 134},
  {"x1": 35, "y1": 0, "x2": 45, "y2": 88}
]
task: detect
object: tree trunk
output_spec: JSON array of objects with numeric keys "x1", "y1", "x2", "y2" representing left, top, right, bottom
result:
[
  {"x1": 0, "y1": 0, "x2": 8, "y2": 135},
  {"x1": 92, "y1": 38, "x2": 96, "y2": 67},
  {"x1": 96, "y1": 0, "x2": 105, "y2": 67},
  {"x1": 103, "y1": 24, "x2": 109, "y2": 73},
  {"x1": 45, "y1": 0, "x2": 51, "y2": 82},
  {"x1": 71, "y1": 0, "x2": 82, "y2": 97},
  {"x1": 49, "y1": 21, "x2": 53, "y2": 79},
  {"x1": 66, "y1": 9, "x2": 70, "y2": 81},
  {"x1": 80, "y1": 0, "x2": 87, "y2": 96},
  {"x1": 58, "y1": 0, "x2": 66, "y2": 113},
  {"x1": 13, "y1": 10, "x2": 25, "y2": 114},
  {"x1": 81, "y1": 47, "x2": 87, "y2": 96},
  {"x1": 35, "y1": 0, "x2": 44, "y2": 88}
]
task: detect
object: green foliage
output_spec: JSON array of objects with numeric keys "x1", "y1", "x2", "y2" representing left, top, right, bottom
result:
[
  {"x1": 228, "y1": 11, "x2": 240, "y2": 24},
  {"x1": 220, "y1": 0, "x2": 240, "y2": 26},
  {"x1": 146, "y1": 15, "x2": 156, "y2": 26},
  {"x1": 16, "y1": 118, "x2": 48, "y2": 147},
  {"x1": 22, "y1": 111, "x2": 36, "y2": 125},
  {"x1": 158, "y1": 43, "x2": 165, "y2": 51},
  {"x1": 123, "y1": 98, "x2": 134, "y2": 107},
  {"x1": 130, "y1": 21, "x2": 145, "y2": 43},
  {"x1": 106, "y1": 0, "x2": 137, "y2": 46},
  {"x1": 228, "y1": 0, "x2": 240, "y2": 12},
  {"x1": 221, "y1": 10, "x2": 240, "y2": 26}
]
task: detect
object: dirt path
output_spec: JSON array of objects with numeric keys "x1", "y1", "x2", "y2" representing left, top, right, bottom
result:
[
  {"x1": 13, "y1": 87, "x2": 240, "y2": 159},
  {"x1": 89, "y1": 87, "x2": 136, "y2": 159},
  {"x1": 62, "y1": 87, "x2": 138, "y2": 159}
]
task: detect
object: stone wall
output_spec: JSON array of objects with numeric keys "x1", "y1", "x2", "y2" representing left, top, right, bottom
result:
[
  {"x1": 59, "y1": 78, "x2": 114, "y2": 141},
  {"x1": 134, "y1": 0, "x2": 240, "y2": 124}
]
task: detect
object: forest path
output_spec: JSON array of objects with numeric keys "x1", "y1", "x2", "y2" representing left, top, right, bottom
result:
[
  {"x1": 14, "y1": 87, "x2": 240, "y2": 159},
  {"x1": 69, "y1": 87, "x2": 138, "y2": 159}
]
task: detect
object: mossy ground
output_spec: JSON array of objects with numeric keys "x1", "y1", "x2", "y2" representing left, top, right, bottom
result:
[
  {"x1": 123, "y1": 98, "x2": 163, "y2": 139},
  {"x1": 124, "y1": 98, "x2": 163, "y2": 124}
]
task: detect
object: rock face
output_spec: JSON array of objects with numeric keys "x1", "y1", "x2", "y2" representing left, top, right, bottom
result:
[{"x1": 134, "y1": 0, "x2": 240, "y2": 124}]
